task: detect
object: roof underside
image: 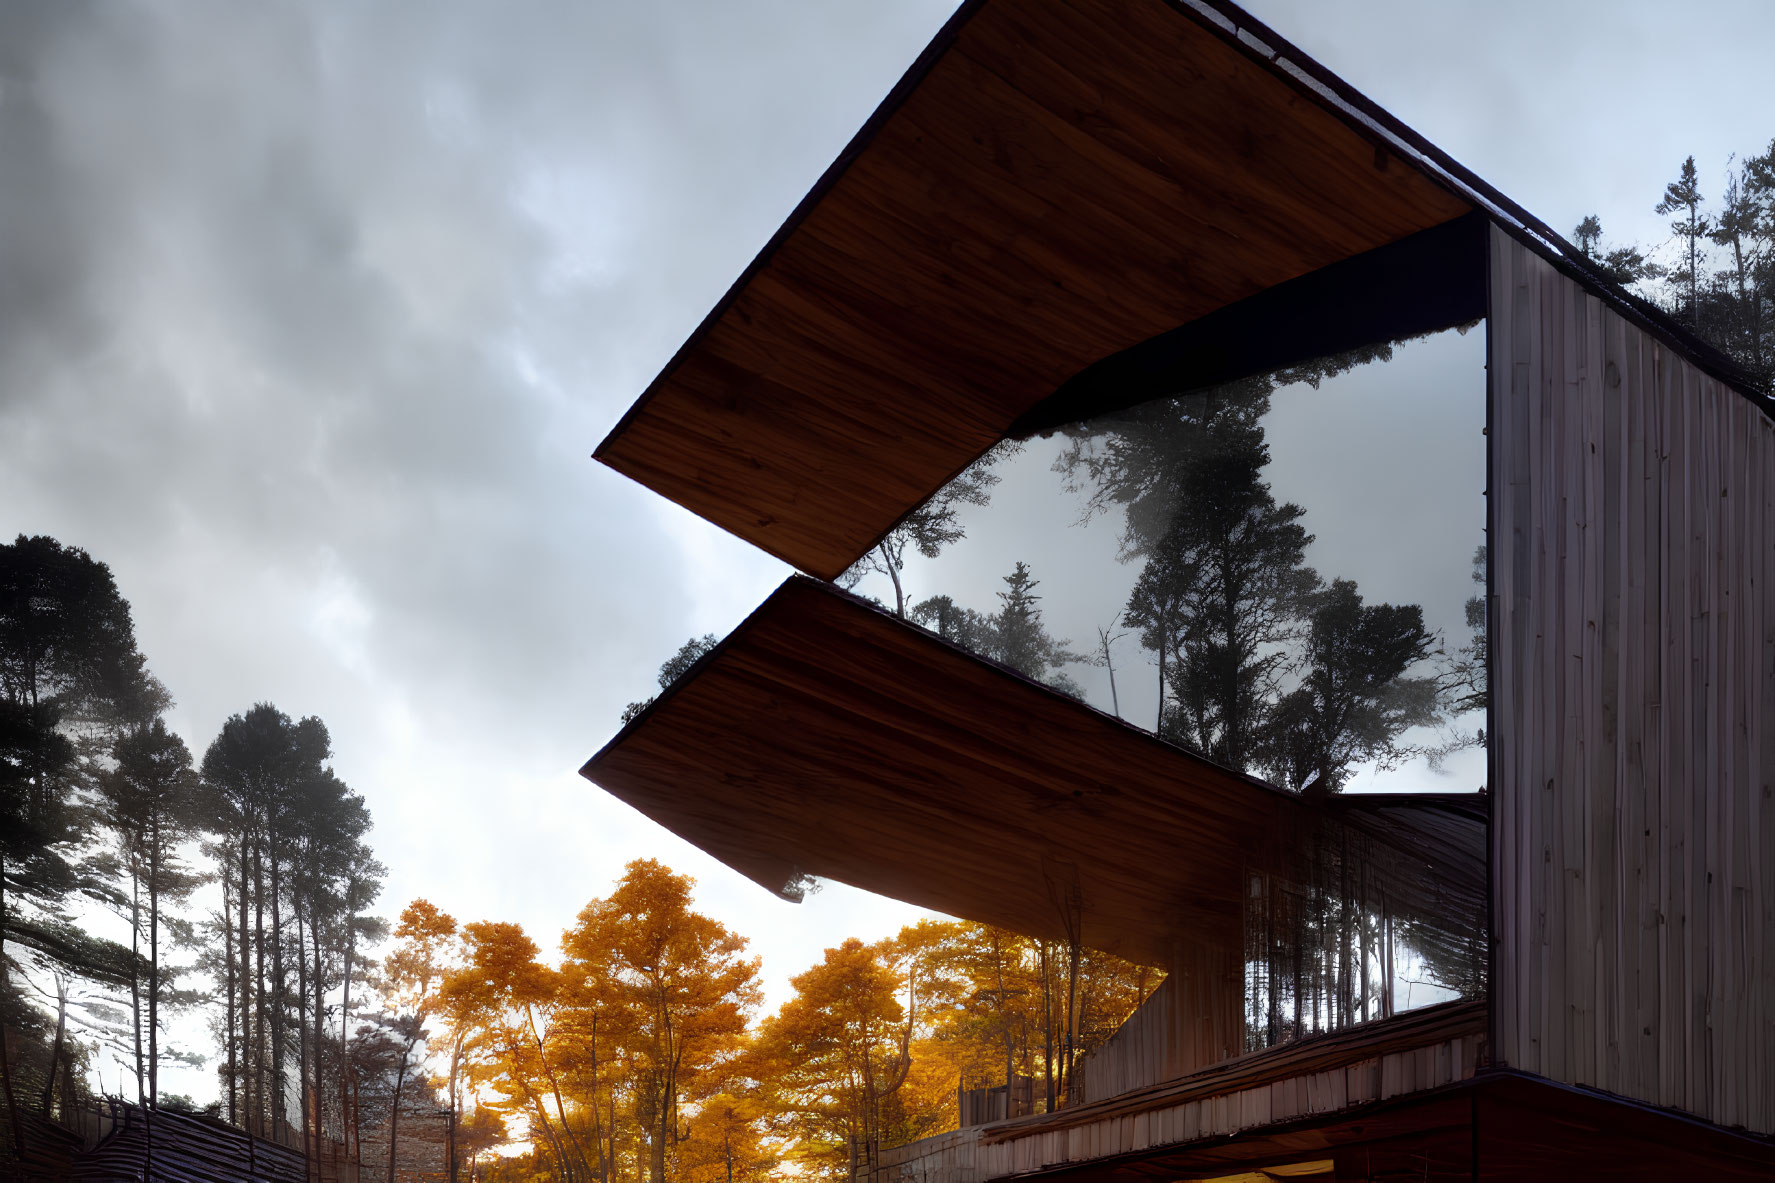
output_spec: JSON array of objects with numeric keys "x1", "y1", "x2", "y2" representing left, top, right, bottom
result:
[
  {"x1": 584, "y1": 577, "x2": 1299, "y2": 963},
  {"x1": 595, "y1": 0, "x2": 1473, "y2": 579},
  {"x1": 582, "y1": 578, "x2": 1484, "y2": 966}
]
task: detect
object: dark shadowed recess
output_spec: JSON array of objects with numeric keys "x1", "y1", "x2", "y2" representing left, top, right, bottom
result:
[{"x1": 1010, "y1": 212, "x2": 1488, "y2": 438}]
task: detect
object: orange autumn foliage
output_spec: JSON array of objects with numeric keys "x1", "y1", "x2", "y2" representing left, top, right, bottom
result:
[{"x1": 389, "y1": 865, "x2": 1158, "y2": 1182}]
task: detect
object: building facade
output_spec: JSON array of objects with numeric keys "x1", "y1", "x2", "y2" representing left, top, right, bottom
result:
[{"x1": 585, "y1": 1, "x2": 1775, "y2": 1177}]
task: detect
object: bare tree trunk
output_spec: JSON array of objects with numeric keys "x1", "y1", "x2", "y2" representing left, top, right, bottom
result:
[
  {"x1": 271, "y1": 846, "x2": 287, "y2": 1132},
  {"x1": 448, "y1": 1035, "x2": 462, "y2": 1183},
  {"x1": 387, "y1": 1050, "x2": 407, "y2": 1183},
  {"x1": 312, "y1": 914, "x2": 326, "y2": 1181},
  {"x1": 587, "y1": 1014, "x2": 606, "y2": 1183},
  {"x1": 255, "y1": 835, "x2": 268, "y2": 1135},
  {"x1": 525, "y1": 1005, "x2": 586, "y2": 1182},
  {"x1": 340, "y1": 924, "x2": 355, "y2": 1157},
  {"x1": 224, "y1": 874, "x2": 237, "y2": 1126},
  {"x1": 1, "y1": 850, "x2": 26, "y2": 1156},
  {"x1": 38, "y1": 977, "x2": 68, "y2": 1117},
  {"x1": 147, "y1": 824, "x2": 162, "y2": 1183},
  {"x1": 296, "y1": 902, "x2": 310, "y2": 1183},
  {"x1": 242, "y1": 835, "x2": 256, "y2": 1133},
  {"x1": 148, "y1": 827, "x2": 161, "y2": 1109},
  {"x1": 130, "y1": 871, "x2": 144, "y2": 1105},
  {"x1": 878, "y1": 542, "x2": 905, "y2": 617},
  {"x1": 1038, "y1": 942, "x2": 1055, "y2": 1113}
]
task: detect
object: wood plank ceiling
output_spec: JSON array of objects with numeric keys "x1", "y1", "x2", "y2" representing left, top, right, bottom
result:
[
  {"x1": 582, "y1": 577, "x2": 1300, "y2": 967},
  {"x1": 595, "y1": 0, "x2": 1473, "y2": 580}
]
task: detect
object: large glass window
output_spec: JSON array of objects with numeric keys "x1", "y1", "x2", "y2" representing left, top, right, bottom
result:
[{"x1": 842, "y1": 324, "x2": 1487, "y2": 797}]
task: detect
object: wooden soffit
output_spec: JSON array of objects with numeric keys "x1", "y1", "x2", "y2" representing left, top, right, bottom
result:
[
  {"x1": 581, "y1": 577, "x2": 1299, "y2": 966},
  {"x1": 595, "y1": 0, "x2": 1474, "y2": 580}
]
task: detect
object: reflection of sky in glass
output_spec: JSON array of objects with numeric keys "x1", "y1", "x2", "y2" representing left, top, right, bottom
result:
[{"x1": 845, "y1": 326, "x2": 1486, "y2": 795}]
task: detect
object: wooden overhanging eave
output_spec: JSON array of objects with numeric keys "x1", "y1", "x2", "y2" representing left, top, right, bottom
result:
[
  {"x1": 593, "y1": 0, "x2": 1479, "y2": 580},
  {"x1": 581, "y1": 576, "x2": 1304, "y2": 967},
  {"x1": 596, "y1": 0, "x2": 1770, "y2": 583}
]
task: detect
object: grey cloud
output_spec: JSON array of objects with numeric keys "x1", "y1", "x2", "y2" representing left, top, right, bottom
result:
[
  {"x1": 0, "y1": 1, "x2": 959, "y2": 1063},
  {"x1": 0, "y1": 0, "x2": 958, "y2": 755}
]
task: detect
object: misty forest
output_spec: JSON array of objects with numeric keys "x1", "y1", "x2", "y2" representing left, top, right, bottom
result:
[{"x1": 3, "y1": 103, "x2": 1774, "y2": 1183}]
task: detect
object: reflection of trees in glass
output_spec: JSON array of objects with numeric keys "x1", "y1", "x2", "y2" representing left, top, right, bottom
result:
[
  {"x1": 844, "y1": 442, "x2": 1022, "y2": 617},
  {"x1": 1122, "y1": 438, "x2": 1318, "y2": 770},
  {"x1": 911, "y1": 563, "x2": 1082, "y2": 696},
  {"x1": 1059, "y1": 346, "x2": 1469, "y2": 791},
  {"x1": 1257, "y1": 581, "x2": 1437, "y2": 794},
  {"x1": 1442, "y1": 545, "x2": 1488, "y2": 720}
]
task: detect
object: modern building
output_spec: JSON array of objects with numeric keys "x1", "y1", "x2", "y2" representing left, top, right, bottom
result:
[{"x1": 584, "y1": 1, "x2": 1775, "y2": 1177}]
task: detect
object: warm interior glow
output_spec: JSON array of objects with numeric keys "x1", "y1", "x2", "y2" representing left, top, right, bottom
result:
[{"x1": 1198, "y1": 1159, "x2": 1335, "y2": 1181}]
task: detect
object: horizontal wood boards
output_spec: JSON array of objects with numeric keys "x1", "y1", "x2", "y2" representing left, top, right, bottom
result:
[
  {"x1": 1490, "y1": 226, "x2": 1775, "y2": 1133},
  {"x1": 873, "y1": 1003, "x2": 1484, "y2": 1182},
  {"x1": 872, "y1": 1068, "x2": 1775, "y2": 1182},
  {"x1": 595, "y1": 0, "x2": 1472, "y2": 580},
  {"x1": 583, "y1": 576, "x2": 1298, "y2": 968}
]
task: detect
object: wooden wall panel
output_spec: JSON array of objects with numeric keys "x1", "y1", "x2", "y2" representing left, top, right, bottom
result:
[
  {"x1": 1071, "y1": 944, "x2": 1243, "y2": 1104},
  {"x1": 1489, "y1": 224, "x2": 1775, "y2": 1133}
]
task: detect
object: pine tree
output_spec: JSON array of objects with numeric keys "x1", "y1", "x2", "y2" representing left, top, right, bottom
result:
[
  {"x1": 1256, "y1": 580, "x2": 1438, "y2": 794},
  {"x1": 1122, "y1": 439, "x2": 1319, "y2": 770},
  {"x1": 98, "y1": 720, "x2": 207, "y2": 1113},
  {"x1": 1656, "y1": 155, "x2": 1710, "y2": 327}
]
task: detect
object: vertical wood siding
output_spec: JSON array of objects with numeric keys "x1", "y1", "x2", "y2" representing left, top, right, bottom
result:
[
  {"x1": 1073, "y1": 943, "x2": 1242, "y2": 1104},
  {"x1": 1490, "y1": 225, "x2": 1775, "y2": 1133}
]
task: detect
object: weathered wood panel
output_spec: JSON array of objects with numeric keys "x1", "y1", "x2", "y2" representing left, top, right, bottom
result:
[
  {"x1": 1072, "y1": 949, "x2": 1243, "y2": 1104},
  {"x1": 1489, "y1": 224, "x2": 1775, "y2": 1133},
  {"x1": 871, "y1": 1002, "x2": 1484, "y2": 1182}
]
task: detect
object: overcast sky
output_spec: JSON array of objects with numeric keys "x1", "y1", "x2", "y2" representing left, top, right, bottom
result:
[{"x1": 4, "y1": 0, "x2": 1771, "y2": 1102}]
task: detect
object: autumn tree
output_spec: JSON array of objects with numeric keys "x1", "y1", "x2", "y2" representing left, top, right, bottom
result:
[
  {"x1": 449, "y1": 921, "x2": 587, "y2": 1182},
  {"x1": 677, "y1": 1091, "x2": 775, "y2": 1183},
  {"x1": 382, "y1": 900, "x2": 461, "y2": 1182},
  {"x1": 454, "y1": 1105, "x2": 509, "y2": 1181},
  {"x1": 561, "y1": 859, "x2": 759, "y2": 1183},
  {"x1": 753, "y1": 938, "x2": 912, "y2": 1180}
]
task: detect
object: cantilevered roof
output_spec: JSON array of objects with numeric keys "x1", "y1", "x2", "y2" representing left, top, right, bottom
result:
[
  {"x1": 595, "y1": 0, "x2": 1475, "y2": 580},
  {"x1": 582, "y1": 576, "x2": 1299, "y2": 965}
]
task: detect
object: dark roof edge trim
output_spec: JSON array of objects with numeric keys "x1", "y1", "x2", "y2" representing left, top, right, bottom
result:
[
  {"x1": 591, "y1": 0, "x2": 993, "y2": 462},
  {"x1": 1170, "y1": 0, "x2": 1772, "y2": 409}
]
